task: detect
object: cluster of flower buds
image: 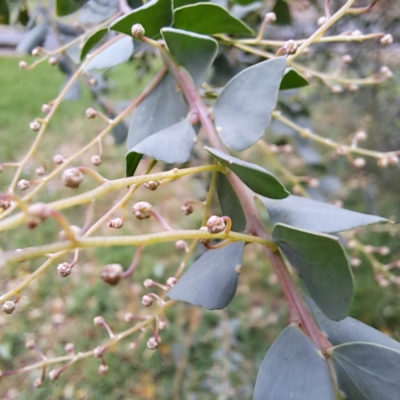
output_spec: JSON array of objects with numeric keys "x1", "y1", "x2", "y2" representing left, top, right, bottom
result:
[
  {"x1": 132, "y1": 201, "x2": 153, "y2": 219},
  {"x1": 61, "y1": 168, "x2": 84, "y2": 189}
]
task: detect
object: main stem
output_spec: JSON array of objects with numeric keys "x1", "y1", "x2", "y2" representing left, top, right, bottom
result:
[{"x1": 167, "y1": 57, "x2": 331, "y2": 351}]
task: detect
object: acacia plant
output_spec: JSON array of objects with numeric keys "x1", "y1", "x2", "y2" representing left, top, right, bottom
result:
[{"x1": 0, "y1": 0, "x2": 399, "y2": 398}]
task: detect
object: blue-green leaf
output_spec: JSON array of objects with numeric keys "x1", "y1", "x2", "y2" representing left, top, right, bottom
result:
[{"x1": 214, "y1": 57, "x2": 286, "y2": 151}]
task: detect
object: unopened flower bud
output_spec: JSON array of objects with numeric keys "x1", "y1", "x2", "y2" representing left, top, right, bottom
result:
[
  {"x1": 17, "y1": 179, "x2": 30, "y2": 191},
  {"x1": 131, "y1": 23, "x2": 145, "y2": 38},
  {"x1": 175, "y1": 240, "x2": 187, "y2": 250},
  {"x1": 355, "y1": 131, "x2": 367, "y2": 141},
  {"x1": 388, "y1": 154, "x2": 399, "y2": 166},
  {"x1": 57, "y1": 262, "x2": 72, "y2": 277},
  {"x1": 158, "y1": 319, "x2": 166, "y2": 330},
  {"x1": 331, "y1": 84, "x2": 343, "y2": 94},
  {"x1": 42, "y1": 104, "x2": 52, "y2": 114},
  {"x1": 62, "y1": 168, "x2": 84, "y2": 189},
  {"x1": 132, "y1": 201, "x2": 153, "y2": 219},
  {"x1": 198, "y1": 226, "x2": 211, "y2": 244},
  {"x1": 353, "y1": 158, "x2": 366, "y2": 168},
  {"x1": 91, "y1": 155, "x2": 101, "y2": 166},
  {"x1": 53, "y1": 154, "x2": 64, "y2": 164},
  {"x1": 182, "y1": 204, "x2": 194, "y2": 215},
  {"x1": 292, "y1": 185, "x2": 303, "y2": 195},
  {"x1": 94, "y1": 346, "x2": 105, "y2": 357},
  {"x1": 33, "y1": 378, "x2": 43, "y2": 388},
  {"x1": 19, "y1": 60, "x2": 28, "y2": 69},
  {"x1": 26, "y1": 202, "x2": 50, "y2": 229},
  {"x1": 265, "y1": 12, "x2": 276, "y2": 23},
  {"x1": 351, "y1": 258, "x2": 361, "y2": 267},
  {"x1": 31, "y1": 47, "x2": 41, "y2": 57},
  {"x1": 141, "y1": 295, "x2": 153, "y2": 307},
  {"x1": 65, "y1": 343, "x2": 74, "y2": 353},
  {"x1": 206, "y1": 215, "x2": 226, "y2": 234},
  {"x1": 146, "y1": 336, "x2": 159, "y2": 349},
  {"x1": 144, "y1": 180, "x2": 160, "y2": 191},
  {"x1": 379, "y1": 246, "x2": 390, "y2": 255},
  {"x1": 88, "y1": 78, "x2": 97, "y2": 87},
  {"x1": 25, "y1": 339, "x2": 35, "y2": 349},
  {"x1": 377, "y1": 157, "x2": 389, "y2": 168},
  {"x1": 29, "y1": 120, "x2": 40, "y2": 131},
  {"x1": 281, "y1": 144, "x2": 293, "y2": 153},
  {"x1": 101, "y1": 263, "x2": 123, "y2": 285},
  {"x1": 93, "y1": 316, "x2": 105, "y2": 326},
  {"x1": 48, "y1": 56, "x2": 58, "y2": 66},
  {"x1": 0, "y1": 199, "x2": 11, "y2": 210},
  {"x1": 166, "y1": 277, "x2": 178, "y2": 288},
  {"x1": 85, "y1": 107, "x2": 97, "y2": 119},
  {"x1": 108, "y1": 218, "x2": 123, "y2": 229},
  {"x1": 2, "y1": 301, "x2": 15, "y2": 314},
  {"x1": 36, "y1": 166, "x2": 45, "y2": 176},
  {"x1": 98, "y1": 364, "x2": 109, "y2": 375},
  {"x1": 380, "y1": 66, "x2": 393, "y2": 79},
  {"x1": 380, "y1": 34, "x2": 393, "y2": 45},
  {"x1": 143, "y1": 279, "x2": 154, "y2": 288},
  {"x1": 308, "y1": 178, "x2": 319, "y2": 188},
  {"x1": 317, "y1": 16, "x2": 326, "y2": 26},
  {"x1": 284, "y1": 39, "x2": 297, "y2": 55},
  {"x1": 342, "y1": 54, "x2": 352, "y2": 64},
  {"x1": 347, "y1": 240, "x2": 357, "y2": 249},
  {"x1": 351, "y1": 30, "x2": 362, "y2": 37},
  {"x1": 348, "y1": 83, "x2": 359, "y2": 92},
  {"x1": 49, "y1": 369, "x2": 60, "y2": 380},
  {"x1": 336, "y1": 146, "x2": 348, "y2": 156},
  {"x1": 59, "y1": 225, "x2": 81, "y2": 241}
]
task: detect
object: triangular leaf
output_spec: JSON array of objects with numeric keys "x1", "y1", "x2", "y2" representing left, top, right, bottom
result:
[
  {"x1": 55, "y1": 0, "x2": 87, "y2": 16},
  {"x1": 128, "y1": 118, "x2": 196, "y2": 163},
  {"x1": 331, "y1": 342, "x2": 400, "y2": 400},
  {"x1": 161, "y1": 28, "x2": 218, "y2": 87},
  {"x1": 280, "y1": 68, "x2": 308, "y2": 90},
  {"x1": 214, "y1": 57, "x2": 286, "y2": 151},
  {"x1": 80, "y1": 28, "x2": 108, "y2": 60},
  {"x1": 110, "y1": 0, "x2": 173, "y2": 38},
  {"x1": 308, "y1": 298, "x2": 400, "y2": 351},
  {"x1": 259, "y1": 195, "x2": 387, "y2": 233},
  {"x1": 273, "y1": 223, "x2": 353, "y2": 321},
  {"x1": 205, "y1": 147, "x2": 289, "y2": 199},
  {"x1": 254, "y1": 325, "x2": 335, "y2": 400},
  {"x1": 173, "y1": 3, "x2": 253, "y2": 35},
  {"x1": 83, "y1": 35, "x2": 134, "y2": 73},
  {"x1": 126, "y1": 72, "x2": 188, "y2": 175},
  {"x1": 216, "y1": 173, "x2": 246, "y2": 232},
  {"x1": 16, "y1": 23, "x2": 48, "y2": 54},
  {"x1": 168, "y1": 242, "x2": 245, "y2": 309}
]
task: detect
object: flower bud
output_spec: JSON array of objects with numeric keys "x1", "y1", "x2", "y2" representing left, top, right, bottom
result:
[
  {"x1": 351, "y1": 258, "x2": 361, "y2": 267},
  {"x1": 317, "y1": 16, "x2": 326, "y2": 26},
  {"x1": 93, "y1": 316, "x2": 105, "y2": 326},
  {"x1": 2, "y1": 301, "x2": 16, "y2": 314},
  {"x1": 61, "y1": 168, "x2": 84, "y2": 189},
  {"x1": 108, "y1": 218, "x2": 123, "y2": 229},
  {"x1": 131, "y1": 24, "x2": 145, "y2": 38},
  {"x1": 379, "y1": 246, "x2": 390, "y2": 255},
  {"x1": 65, "y1": 343, "x2": 74, "y2": 353},
  {"x1": 351, "y1": 30, "x2": 362, "y2": 37},
  {"x1": 57, "y1": 262, "x2": 72, "y2": 277},
  {"x1": 166, "y1": 277, "x2": 178, "y2": 289},
  {"x1": 264, "y1": 12, "x2": 276, "y2": 23},
  {"x1": 331, "y1": 84, "x2": 343, "y2": 94},
  {"x1": 175, "y1": 240, "x2": 187, "y2": 250},
  {"x1": 377, "y1": 157, "x2": 388, "y2": 168},
  {"x1": 33, "y1": 378, "x2": 43, "y2": 388},
  {"x1": 353, "y1": 158, "x2": 366, "y2": 168},
  {"x1": 198, "y1": 226, "x2": 211, "y2": 244},
  {"x1": 143, "y1": 279, "x2": 154, "y2": 288},
  {"x1": 144, "y1": 180, "x2": 160, "y2": 191},
  {"x1": 94, "y1": 346, "x2": 105, "y2": 357},
  {"x1": 101, "y1": 263, "x2": 123, "y2": 285},
  {"x1": 42, "y1": 104, "x2": 52, "y2": 113},
  {"x1": 181, "y1": 204, "x2": 194, "y2": 215},
  {"x1": 355, "y1": 130, "x2": 367, "y2": 141},
  {"x1": 0, "y1": 199, "x2": 11, "y2": 210},
  {"x1": 308, "y1": 178, "x2": 319, "y2": 188},
  {"x1": 17, "y1": 179, "x2": 30, "y2": 191},
  {"x1": 48, "y1": 56, "x2": 58, "y2": 66},
  {"x1": 284, "y1": 39, "x2": 297, "y2": 55},
  {"x1": 26, "y1": 202, "x2": 50, "y2": 229},
  {"x1": 48, "y1": 369, "x2": 60, "y2": 380},
  {"x1": 98, "y1": 364, "x2": 109, "y2": 375},
  {"x1": 88, "y1": 78, "x2": 98, "y2": 87},
  {"x1": 29, "y1": 120, "x2": 40, "y2": 131},
  {"x1": 25, "y1": 339, "x2": 35, "y2": 349},
  {"x1": 379, "y1": 66, "x2": 393, "y2": 79},
  {"x1": 31, "y1": 47, "x2": 41, "y2": 57},
  {"x1": 342, "y1": 54, "x2": 352, "y2": 64},
  {"x1": 91, "y1": 155, "x2": 101, "y2": 166},
  {"x1": 380, "y1": 34, "x2": 393, "y2": 45},
  {"x1": 19, "y1": 60, "x2": 28, "y2": 69},
  {"x1": 388, "y1": 154, "x2": 399, "y2": 166},
  {"x1": 206, "y1": 215, "x2": 226, "y2": 234},
  {"x1": 53, "y1": 154, "x2": 64, "y2": 164},
  {"x1": 141, "y1": 295, "x2": 153, "y2": 307},
  {"x1": 146, "y1": 336, "x2": 159, "y2": 350},
  {"x1": 36, "y1": 166, "x2": 46, "y2": 176},
  {"x1": 348, "y1": 83, "x2": 359, "y2": 92},
  {"x1": 59, "y1": 225, "x2": 81, "y2": 241},
  {"x1": 158, "y1": 319, "x2": 166, "y2": 330},
  {"x1": 85, "y1": 107, "x2": 97, "y2": 119},
  {"x1": 132, "y1": 201, "x2": 153, "y2": 219}
]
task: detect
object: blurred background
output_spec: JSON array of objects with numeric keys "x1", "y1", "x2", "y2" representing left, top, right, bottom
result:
[{"x1": 0, "y1": 0, "x2": 399, "y2": 399}]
